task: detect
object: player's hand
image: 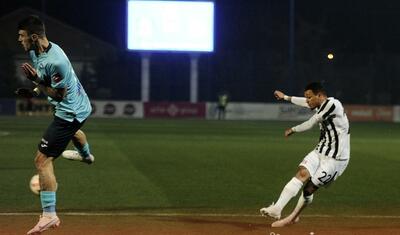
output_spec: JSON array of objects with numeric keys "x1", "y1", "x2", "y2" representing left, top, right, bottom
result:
[
  {"x1": 274, "y1": 90, "x2": 285, "y2": 100},
  {"x1": 21, "y1": 63, "x2": 39, "y2": 82},
  {"x1": 15, "y1": 87, "x2": 39, "y2": 99},
  {"x1": 285, "y1": 128, "x2": 294, "y2": 137}
]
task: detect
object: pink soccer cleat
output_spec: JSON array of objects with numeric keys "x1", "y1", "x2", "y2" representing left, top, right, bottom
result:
[
  {"x1": 27, "y1": 215, "x2": 60, "y2": 235},
  {"x1": 271, "y1": 215, "x2": 300, "y2": 227}
]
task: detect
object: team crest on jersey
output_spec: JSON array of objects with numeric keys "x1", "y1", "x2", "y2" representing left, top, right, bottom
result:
[{"x1": 53, "y1": 73, "x2": 63, "y2": 83}]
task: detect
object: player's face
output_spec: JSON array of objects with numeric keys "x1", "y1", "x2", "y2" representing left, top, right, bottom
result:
[
  {"x1": 18, "y1": 30, "x2": 34, "y2": 51},
  {"x1": 304, "y1": 89, "x2": 322, "y2": 110}
]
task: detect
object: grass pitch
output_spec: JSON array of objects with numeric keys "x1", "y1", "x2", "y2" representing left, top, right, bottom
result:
[{"x1": 0, "y1": 116, "x2": 399, "y2": 216}]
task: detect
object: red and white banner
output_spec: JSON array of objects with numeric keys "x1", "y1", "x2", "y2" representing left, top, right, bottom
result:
[
  {"x1": 144, "y1": 102, "x2": 206, "y2": 118},
  {"x1": 345, "y1": 105, "x2": 393, "y2": 122}
]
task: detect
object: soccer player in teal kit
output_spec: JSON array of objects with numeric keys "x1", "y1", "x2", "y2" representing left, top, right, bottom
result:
[{"x1": 17, "y1": 15, "x2": 95, "y2": 234}]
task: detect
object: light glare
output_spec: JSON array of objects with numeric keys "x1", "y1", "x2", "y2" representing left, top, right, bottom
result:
[{"x1": 127, "y1": 1, "x2": 214, "y2": 52}]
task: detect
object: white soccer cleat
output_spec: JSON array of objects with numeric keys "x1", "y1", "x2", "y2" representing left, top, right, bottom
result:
[
  {"x1": 27, "y1": 215, "x2": 60, "y2": 234},
  {"x1": 260, "y1": 203, "x2": 281, "y2": 220},
  {"x1": 62, "y1": 150, "x2": 94, "y2": 164}
]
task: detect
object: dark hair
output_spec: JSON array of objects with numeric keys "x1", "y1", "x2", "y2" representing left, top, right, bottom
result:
[
  {"x1": 17, "y1": 15, "x2": 46, "y2": 36},
  {"x1": 304, "y1": 82, "x2": 327, "y2": 95}
]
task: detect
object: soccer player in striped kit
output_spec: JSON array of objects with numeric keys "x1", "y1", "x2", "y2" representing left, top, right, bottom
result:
[{"x1": 260, "y1": 82, "x2": 350, "y2": 227}]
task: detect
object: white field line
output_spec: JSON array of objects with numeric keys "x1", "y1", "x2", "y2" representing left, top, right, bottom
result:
[{"x1": 0, "y1": 212, "x2": 399, "y2": 219}]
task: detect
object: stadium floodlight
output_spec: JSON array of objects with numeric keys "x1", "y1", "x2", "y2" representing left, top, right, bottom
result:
[{"x1": 127, "y1": 0, "x2": 214, "y2": 52}]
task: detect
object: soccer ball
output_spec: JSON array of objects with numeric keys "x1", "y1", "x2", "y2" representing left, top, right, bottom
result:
[{"x1": 29, "y1": 174, "x2": 40, "y2": 195}]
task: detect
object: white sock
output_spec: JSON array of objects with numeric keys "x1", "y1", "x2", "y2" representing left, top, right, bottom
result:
[
  {"x1": 274, "y1": 177, "x2": 303, "y2": 211},
  {"x1": 42, "y1": 211, "x2": 57, "y2": 217}
]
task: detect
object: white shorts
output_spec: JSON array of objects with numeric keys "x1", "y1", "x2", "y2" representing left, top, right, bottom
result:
[{"x1": 299, "y1": 150, "x2": 349, "y2": 187}]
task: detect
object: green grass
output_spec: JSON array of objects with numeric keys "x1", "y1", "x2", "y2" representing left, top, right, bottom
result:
[{"x1": 0, "y1": 116, "x2": 399, "y2": 216}]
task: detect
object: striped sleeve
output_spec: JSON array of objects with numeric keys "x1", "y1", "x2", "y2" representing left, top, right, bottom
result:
[{"x1": 292, "y1": 99, "x2": 336, "y2": 133}]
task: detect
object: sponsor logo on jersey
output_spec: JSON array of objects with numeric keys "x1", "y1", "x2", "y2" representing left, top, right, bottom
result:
[{"x1": 40, "y1": 138, "x2": 49, "y2": 148}]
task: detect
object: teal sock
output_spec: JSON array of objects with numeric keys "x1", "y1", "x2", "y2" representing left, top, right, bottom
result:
[
  {"x1": 75, "y1": 143, "x2": 91, "y2": 158},
  {"x1": 40, "y1": 191, "x2": 56, "y2": 213}
]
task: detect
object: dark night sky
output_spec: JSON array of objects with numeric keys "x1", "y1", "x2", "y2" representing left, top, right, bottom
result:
[
  {"x1": 1, "y1": 0, "x2": 127, "y2": 48},
  {"x1": 2, "y1": 0, "x2": 400, "y2": 103},
  {"x1": 3, "y1": 0, "x2": 400, "y2": 53}
]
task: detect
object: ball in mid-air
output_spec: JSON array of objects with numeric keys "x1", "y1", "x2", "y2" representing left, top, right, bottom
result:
[{"x1": 29, "y1": 174, "x2": 40, "y2": 195}]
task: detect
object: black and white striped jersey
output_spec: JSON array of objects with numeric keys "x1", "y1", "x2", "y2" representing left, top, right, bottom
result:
[{"x1": 290, "y1": 97, "x2": 350, "y2": 160}]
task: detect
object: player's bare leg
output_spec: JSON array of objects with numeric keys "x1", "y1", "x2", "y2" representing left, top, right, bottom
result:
[
  {"x1": 260, "y1": 166, "x2": 310, "y2": 219},
  {"x1": 62, "y1": 129, "x2": 94, "y2": 164},
  {"x1": 27, "y1": 151, "x2": 60, "y2": 235}
]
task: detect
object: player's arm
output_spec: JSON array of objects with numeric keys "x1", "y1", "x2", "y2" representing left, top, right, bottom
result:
[
  {"x1": 286, "y1": 114, "x2": 320, "y2": 137},
  {"x1": 274, "y1": 90, "x2": 309, "y2": 108},
  {"x1": 21, "y1": 63, "x2": 66, "y2": 102},
  {"x1": 286, "y1": 101, "x2": 336, "y2": 137},
  {"x1": 35, "y1": 83, "x2": 66, "y2": 102}
]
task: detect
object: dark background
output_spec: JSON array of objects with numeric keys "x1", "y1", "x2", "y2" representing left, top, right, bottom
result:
[{"x1": 1, "y1": 0, "x2": 400, "y2": 104}]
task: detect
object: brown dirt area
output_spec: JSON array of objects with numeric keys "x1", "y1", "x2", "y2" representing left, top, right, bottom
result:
[{"x1": 1, "y1": 214, "x2": 399, "y2": 235}]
